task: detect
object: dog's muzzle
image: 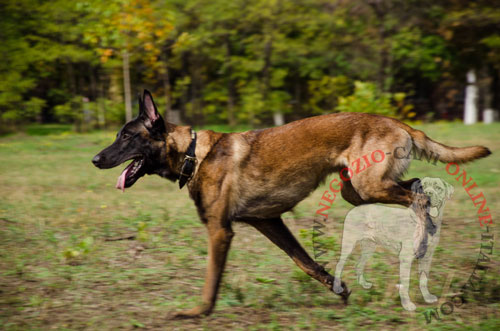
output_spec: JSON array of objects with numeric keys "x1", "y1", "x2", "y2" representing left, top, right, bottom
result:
[
  {"x1": 92, "y1": 154, "x2": 102, "y2": 167},
  {"x1": 424, "y1": 189, "x2": 439, "y2": 206}
]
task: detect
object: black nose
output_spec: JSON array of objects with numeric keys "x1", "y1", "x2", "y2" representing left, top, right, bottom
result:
[{"x1": 92, "y1": 154, "x2": 102, "y2": 166}]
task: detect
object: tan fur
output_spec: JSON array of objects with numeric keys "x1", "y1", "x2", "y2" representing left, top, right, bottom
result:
[{"x1": 165, "y1": 112, "x2": 490, "y2": 318}]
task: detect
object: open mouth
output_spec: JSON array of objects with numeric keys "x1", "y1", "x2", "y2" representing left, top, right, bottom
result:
[{"x1": 116, "y1": 158, "x2": 145, "y2": 192}]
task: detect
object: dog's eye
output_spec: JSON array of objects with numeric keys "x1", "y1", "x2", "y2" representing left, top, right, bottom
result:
[{"x1": 121, "y1": 133, "x2": 131, "y2": 140}]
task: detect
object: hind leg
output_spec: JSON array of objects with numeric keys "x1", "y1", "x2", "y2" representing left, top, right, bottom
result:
[
  {"x1": 244, "y1": 218, "x2": 351, "y2": 302},
  {"x1": 341, "y1": 179, "x2": 365, "y2": 206},
  {"x1": 398, "y1": 178, "x2": 420, "y2": 191},
  {"x1": 353, "y1": 178, "x2": 414, "y2": 206},
  {"x1": 340, "y1": 176, "x2": 419, "y2": 207},
  {"x1": 357, "y1": 240, "x2": 376, "y2": 289}
]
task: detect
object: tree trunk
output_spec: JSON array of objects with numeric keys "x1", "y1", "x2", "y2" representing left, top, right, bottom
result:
[
  {"x1": 97, "y1": 71, "x2": 106, "y2": 129},
  {"x1": 262, "y1": 37, "x2": 272, "y2": 103},
  {"x1": 189, "y1": 54, "x2": 204, "y2": 127},
  {"x1": 262, "y1": 37, "x2": 284, "y2": 127},
  {"x1": 67, "y1": 61, "x2": 77, "y2": 95},
  {"x1": 493, "y1": 68, "x2": 500, "y2": 111},
  {"x1": 89, "y1": 65, "x2": 98, "y2": 128},
  {"x1": 122, "y1": 49, "x2": 133, "y2": 122},
  {"x1": 160, "y1": 52, "x2": 172, "y2": 121},
  {"x1": 367, "y1": 0, "x2": 389, "y2": 91},
  {"x1": 378, "y1": 25, "x2": 389, "y2": 91},
  {"x1": 65, "y1": 61, "x2": 77, "y2": 125},
  {"x1": 225, "y1": 36, "x2": 236, "y2": 128},
  {"x1": 262, "y1": 36, "x2": 284, "y2": 126},
  {"x1": 293, "y1": 71, "x2": 302, "y2": 118}
]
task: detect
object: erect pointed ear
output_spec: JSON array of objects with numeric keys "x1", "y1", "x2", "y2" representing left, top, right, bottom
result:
[{"x1": 141, "y1": 89, "x2": 160, "y2": 128}]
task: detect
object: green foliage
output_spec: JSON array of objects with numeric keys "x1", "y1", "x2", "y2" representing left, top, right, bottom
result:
[
  {"x1": 0, "y1": 0, "x2": 95, "y2": 127},
  {"x1": 335, "y1": 81, "x2": 415, "y2": 119},
  {"x1": 239, "y1": 80, "x2": 265, "y2": 124},
  {"x1": 336, "y1": 81, "x2": 397, "y2": 117},
  {"x1": 308, "y1": 76, "x2": 352, "y2": 114},
  {"x1": 0, "y1": 96, "x2": 45, "y2": 128},
  {"x1": 392, "y1": 27, "x2": 450, "y2": 82},
  {"x1": 53, "y1": 97, "x2": 85, "y2": 123},
  {"x1": 1, "y1": 0, "x2": 500, "y2": 128},
  {"x1": 23, "y1": 98, "x2": 46, "y2": 121}
]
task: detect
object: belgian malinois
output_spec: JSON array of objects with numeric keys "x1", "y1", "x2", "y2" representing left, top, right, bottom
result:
[{"x1": 92, "y1": 90, "x2": 490, "y2": 318}]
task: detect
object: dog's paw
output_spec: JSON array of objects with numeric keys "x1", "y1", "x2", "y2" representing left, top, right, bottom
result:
[
  {"x1": 358, "y1": 275, "x2": 373, "y2": 289},
  {"x1": 168, "y1": 311, "x2": 201, "y2": 320},
  {"x1": 340, "y1": 288, "x2": 351, "y2": 305},
  {"x1": 333, "y1": 283, "x2": 344, "y2": 294},
  {"x1": 332, "y1": 277, "x2": 351, "y2": 304},
  {"x1": 402, "y1": 300, "x2": 417, "y2": 311},
  {"x1": 360, "y1": 280, "x2": 373, "y2": 289},
  {"x1": 168, "y1": 305, "x2": 211, "y2": 319},
  {"x1": 423, "y1": 294, "x2": 438, "y2": 303}
]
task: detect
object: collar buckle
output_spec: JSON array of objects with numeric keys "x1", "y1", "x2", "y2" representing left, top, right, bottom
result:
[
  {"x1": 178, "y1": 129, "x2": 197, "y2": 189},
  {"x1": 179, "y1": 155, "x2": 197, "y2": 179}
]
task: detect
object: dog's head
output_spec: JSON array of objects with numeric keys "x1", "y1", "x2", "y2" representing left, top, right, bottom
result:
[
  {"x1": 92, "y1": 90, "x2": 177, "y2": 191},
  {"x1": 421, "y1": 177, "x2": 454, "y2": 207},
  {"x1": 412, "y1": 177, "x2": 454, "y2": 208}
]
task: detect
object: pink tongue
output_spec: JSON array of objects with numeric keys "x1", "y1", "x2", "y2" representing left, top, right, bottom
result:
[{"x1": 116, "y1": 162, "x2": 134, "y2": 192}]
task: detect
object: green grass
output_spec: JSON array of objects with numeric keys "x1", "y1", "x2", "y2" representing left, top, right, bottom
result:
[
  {"x1": 24, "y1": 124, "x2": 74, "y2": 136},
  {"x1": 0, "y1": 123, "x2": 499, "y2": 330}
]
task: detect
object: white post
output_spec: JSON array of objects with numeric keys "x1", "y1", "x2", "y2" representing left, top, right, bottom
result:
[
  {"x1": 464, "y1": 69, "x2": 478, "y2": 125},
  {"x1": 273, "y1": 111, "x2": 285, "y2": 126},
  {"x1": 483, "y1": 109, "x2": 498, "y2": 124}
]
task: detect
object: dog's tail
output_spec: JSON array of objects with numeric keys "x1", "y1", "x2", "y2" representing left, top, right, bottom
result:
[{"x1": 407, "y1": 128, "x2": 491, "y2": 164}]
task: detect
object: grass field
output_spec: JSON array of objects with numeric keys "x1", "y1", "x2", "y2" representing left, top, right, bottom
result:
[{"x1": 1, "y1": 122, "x2": 499, "y2": 330}]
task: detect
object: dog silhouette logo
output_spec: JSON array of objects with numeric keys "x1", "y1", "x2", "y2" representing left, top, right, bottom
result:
[{"x1": 333, "y1": 177, "x2": 454, "y2": 311}]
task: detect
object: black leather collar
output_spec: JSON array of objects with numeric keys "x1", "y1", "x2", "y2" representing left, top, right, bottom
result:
[{"x1": 178, "y1": 129, "x2": 197, "y2": 189}]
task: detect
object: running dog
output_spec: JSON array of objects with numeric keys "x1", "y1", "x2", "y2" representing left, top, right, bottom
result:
[{"x1": 92, "y1": 90, "x2": 489, "y2": 317}]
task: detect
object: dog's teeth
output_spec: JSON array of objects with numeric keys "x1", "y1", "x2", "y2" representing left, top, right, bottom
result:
[{"x1": 129, "y1": 160, "x2": 141, "y2": 176}]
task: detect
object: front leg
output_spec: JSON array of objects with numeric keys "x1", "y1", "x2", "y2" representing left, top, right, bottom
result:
[
  {"x1": 418, "y1": 252, "x2": 438, "y2": 303},
  {"x1": 398, "y1": 246, "x2": 416, "y2": 311},
  {"x1": 171, "y1": 221, "x2": 234, "y2": 318}
]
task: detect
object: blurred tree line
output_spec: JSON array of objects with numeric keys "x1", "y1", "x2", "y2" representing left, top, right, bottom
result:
[{"x1": 1, "y1": 0, "x2": 499, "y2": 131}]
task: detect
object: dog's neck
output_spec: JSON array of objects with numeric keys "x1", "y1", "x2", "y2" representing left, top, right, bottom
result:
[{"x1": 163, "y1": 125, "x2": 222, "y2": 184}]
